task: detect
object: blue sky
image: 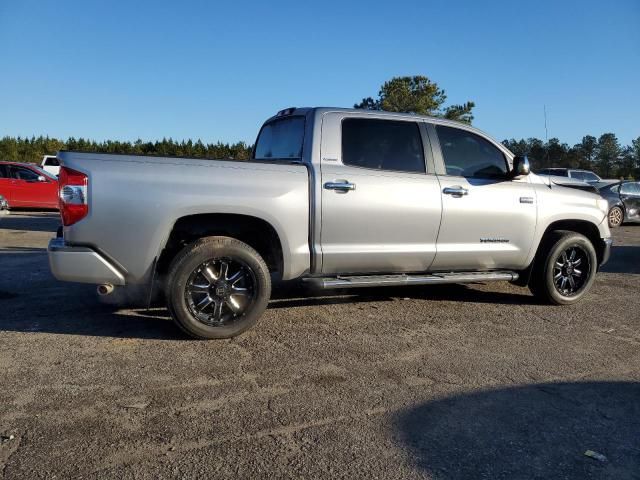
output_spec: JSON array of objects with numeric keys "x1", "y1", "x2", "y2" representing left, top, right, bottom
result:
[{"x1": 1, "y1": 0, "x2": 638, "y2": 146}]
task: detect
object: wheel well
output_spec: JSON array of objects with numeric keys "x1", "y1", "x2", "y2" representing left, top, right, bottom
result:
[
  {"x1": 539, "y1": 220, "x2": 605, "y2": 265},
  {"x1": 156, "y1": 214, "x2": 284, "y2": 277}
]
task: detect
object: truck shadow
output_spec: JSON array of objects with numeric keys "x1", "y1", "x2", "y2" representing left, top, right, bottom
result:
[
  {"x1": 0, "y1": 212, "x2": 60, "y2": 233},
  {"x1": 0, "y1": 281, "x2": 537, "y2": 340},
  {"x1": 0, "y1": 240, "x2": 636, "y2": 339},
  {"x1": 396, "y1": 381, "x2": 640, "y2": 479},
  {"x1": 600, "y1": 246, "x2": 640, "y2": 274},
  {"x1": 269, "y1": 282, "x2": 538, "y2": 309}
]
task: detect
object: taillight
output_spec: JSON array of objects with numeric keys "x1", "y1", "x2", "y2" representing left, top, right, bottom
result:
[{"x1": 59, "y1": 167, "x2": 88, "y2": 226}]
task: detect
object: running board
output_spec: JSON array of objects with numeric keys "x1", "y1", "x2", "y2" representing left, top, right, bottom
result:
[{"x1": 303, "y1": 271, "x2": 519, "y2": 289}]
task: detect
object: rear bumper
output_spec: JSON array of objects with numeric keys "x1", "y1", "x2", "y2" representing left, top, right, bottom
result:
[
  {"x1": 600, "y1": 237, "x2": 613, "y2": 266},
  {"x1": 48, "y1": 238, "x2": 125, "y2": 285}
]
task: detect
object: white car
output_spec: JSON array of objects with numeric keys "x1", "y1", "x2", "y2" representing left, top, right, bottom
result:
[{"x1": 41, "y1": 155, "x2": 60, "y2": 176}]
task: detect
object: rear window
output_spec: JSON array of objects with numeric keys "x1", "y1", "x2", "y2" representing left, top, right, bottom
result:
[
  {"x1": 44, "y1": 157, "x2": 60, "y2": 166},
  {"x1": 254, "y1": 116, "x2": 305, "y2": 160}
]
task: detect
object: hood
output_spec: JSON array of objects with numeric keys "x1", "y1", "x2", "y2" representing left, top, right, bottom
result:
[{"x1": 532, "y1": 174, "x2": 598, "y2": 193}]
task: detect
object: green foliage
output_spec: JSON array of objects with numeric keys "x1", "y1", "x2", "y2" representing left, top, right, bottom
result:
[
  {"x1": 354, "y1": 75, "x2": 475, "y2": 124},
  {"x1": 0, "y1": 135, "x2": 252, "y2": 164},
  {"x1": 596, "y1": 133, "x2": 621, "y2": 178},
  {"x1": 502, "y1": 133, "x2": 639, "y2": 179}
]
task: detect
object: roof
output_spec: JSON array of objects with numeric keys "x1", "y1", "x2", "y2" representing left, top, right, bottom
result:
[
  {"x1": 263, "y1": 106, "x2": 479, "y2": 129},
  {"x1": 0, "y1": 161, "x2": 38, "y2": 167},
  {"x1": 264, "y1": 106, "x2": 511, "y2": 156}
]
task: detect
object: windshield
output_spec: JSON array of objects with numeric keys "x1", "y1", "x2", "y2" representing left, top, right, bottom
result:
[
  {"x1": 31, "y1": 165, "x2": 58, "y2": 180},
  {"x1": 581, "y1": 171, "x2": 601, "y2": 182},
  {"x1": 254, "y1": 116, "x2": 305, "y2": 160}
]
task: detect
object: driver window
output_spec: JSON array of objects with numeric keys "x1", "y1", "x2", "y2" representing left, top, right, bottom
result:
[
  {"x1": 11, "y1": 167, "x2": 40, "y2": 181},
  {"x1": 436, "y1": 125, "x2": 508, "y2": 179}
]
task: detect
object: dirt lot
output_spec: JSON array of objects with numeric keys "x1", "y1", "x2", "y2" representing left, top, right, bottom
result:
[{"x1": 0, "y1": 212, "x2": 639, "y2": 479}]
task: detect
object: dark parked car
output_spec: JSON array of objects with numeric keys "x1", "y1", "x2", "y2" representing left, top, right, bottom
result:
[{"x1": 597, "y1": 180, "x2": 640, "y2": 227}]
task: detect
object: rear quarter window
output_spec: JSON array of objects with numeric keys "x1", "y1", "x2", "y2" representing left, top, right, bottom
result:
[{"x1": 254, "y1": 116, "x2": 305, "y2": 160}]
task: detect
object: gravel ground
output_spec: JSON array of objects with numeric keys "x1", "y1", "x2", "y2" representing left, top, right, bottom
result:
[{"x1": 0, "y1": 211, "x2": 639, "y2": 479}]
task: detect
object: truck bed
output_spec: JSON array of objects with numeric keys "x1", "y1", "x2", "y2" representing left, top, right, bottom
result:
[{"x1": 57, "y1": 151, "x2": 311, "y2": 283}]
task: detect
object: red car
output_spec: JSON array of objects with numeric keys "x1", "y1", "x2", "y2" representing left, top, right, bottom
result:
[{"x1": 0, "y1": 161, "x2": 59, "y2": 209}]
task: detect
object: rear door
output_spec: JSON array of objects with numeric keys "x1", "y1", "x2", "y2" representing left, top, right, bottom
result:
[
  {"x1": 429, "y1": 124, "x2": 537, "y2": 271},
  {"x1": 319, "y1": 113, "x2": 442, "y2": 274}
]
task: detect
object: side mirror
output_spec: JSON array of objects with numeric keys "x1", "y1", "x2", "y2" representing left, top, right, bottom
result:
[
  {"x1": 511, "y1": 155, "x2": 530, "y2": 177},
  {"x1": 37, "y1": 175, "x2": 47, "y2": 182}
]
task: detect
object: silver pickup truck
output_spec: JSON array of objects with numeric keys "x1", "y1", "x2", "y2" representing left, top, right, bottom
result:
[{"x1": 49, "y1": 107, "x2": 612, "y2": 339}]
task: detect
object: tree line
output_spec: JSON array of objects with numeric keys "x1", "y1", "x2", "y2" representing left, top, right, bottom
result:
[
  {"x1": 0, "y1": 136, "x2": 252, "y2": 164},
  {"x1": 1, "y1": 132, "x2": 637, "y2": 180},
  {"x1": 502, "y1": 134, "x2": 639, "y2": 180}
]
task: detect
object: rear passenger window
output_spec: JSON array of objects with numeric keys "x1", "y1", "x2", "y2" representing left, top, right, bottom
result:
[
  {"x1": 620, "y1": 182, "x2": 640, "y2": 195},
  {"x1": 436, "y1": 125, "x2": 508, "y2": 178},
  {"x1": 342, "y1": 118, "x2": 425, "y2": 173}
]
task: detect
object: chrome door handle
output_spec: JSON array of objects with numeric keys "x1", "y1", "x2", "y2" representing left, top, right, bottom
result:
[
  {"x1": 324, "y1": 181, "x2": 356, "y2": 192},
  {"x1": 443, "y1": 186, "x2": 468, "y2": 196}
]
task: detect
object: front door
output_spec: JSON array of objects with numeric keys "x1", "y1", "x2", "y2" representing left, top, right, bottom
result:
[
  {"x1": 429, "y1": 124, "x2": 537, "y2": 271},
  {"x1": 620, "y1": 182, "x2": 640, "y2": 221},
  {"x1": 9, "y1": 165, "x2": 57, "y2": 208},
  {"x1": 319, "y1": 113, "x2": 442, "y2": 274}
]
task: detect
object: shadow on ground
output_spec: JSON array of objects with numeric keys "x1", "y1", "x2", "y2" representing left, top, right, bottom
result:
[
  {"x1": 601, "y1": 246, "x2": 640, "y2": 274},
  {"x1": 0, "y1": 281, "x2": 539, "y2": 340},
  {"x1": 397, "y1": 381, "x2": 640, "y2": 479},
  {"x1": 0, "y1": 212, "x2": 59, "y2": 232},
  {"x1": 269, "y1": 282, "x2": 538, "y2": 308}
]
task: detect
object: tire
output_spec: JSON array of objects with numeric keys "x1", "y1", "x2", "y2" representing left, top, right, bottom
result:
[
  {"x1": 529, "y1": 231, "x2": 597, "y2": 305},
  {"x1": 608, "y1": 206, "x2": 624, "y2": 228},
  {"x1": 166, "y1": 236, "x2": 271, "y2": 339}
]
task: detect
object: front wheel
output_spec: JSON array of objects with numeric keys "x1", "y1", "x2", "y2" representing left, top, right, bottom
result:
[
  {"x1": 166, "y1": 236, "x2": 271, "y2": 339},
  {"x1": 529, "y1": 231, "x2": 597, "y2": 305},
  {"x1": 608, "y1": 206, "x2": 624, "y2": 228}
]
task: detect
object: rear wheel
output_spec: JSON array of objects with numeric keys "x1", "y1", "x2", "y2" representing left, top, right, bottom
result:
[
  {"x1": 166, "y1": 236, "x2": 271, "y2": 339},
  {"x1": 529, "y1": 231, "x2": 597, "y2": 305},
  {"x1": 608, "y1": 206, "x2": 624, "y2": 228}
]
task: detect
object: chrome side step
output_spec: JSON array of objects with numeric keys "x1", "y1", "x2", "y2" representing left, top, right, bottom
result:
[{"x1": 303, "y1": 271, "x2": 519, "y2": 289}]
